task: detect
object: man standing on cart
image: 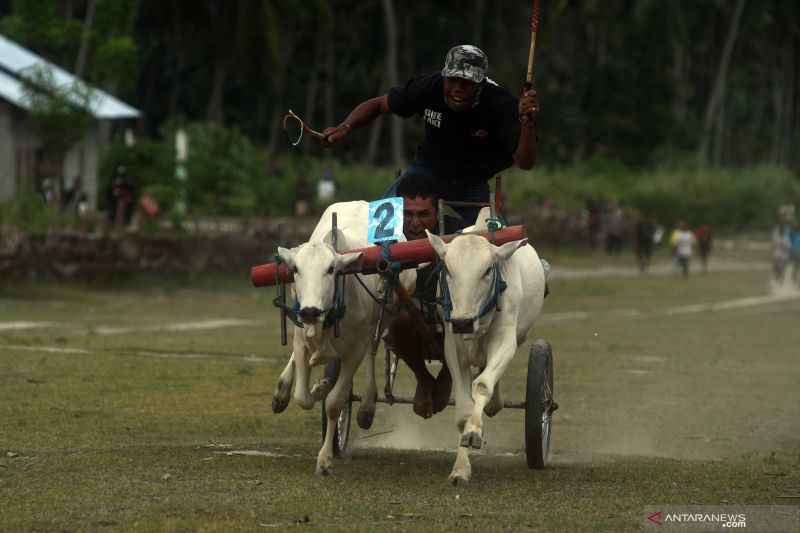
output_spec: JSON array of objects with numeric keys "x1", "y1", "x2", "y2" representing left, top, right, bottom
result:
[{"x1": 322, "y1": 44, "x2": 539, "y2": 225}]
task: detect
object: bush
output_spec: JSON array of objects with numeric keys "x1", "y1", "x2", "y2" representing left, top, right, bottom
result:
[
  {"x1": 0, "y1": 191, "x2": 71, "y2": 235},
  {"x1": 100, "y1": 139, "x2": 176, "y2": 211},
  {"x1": 99, "y1": 133, "x2": 798, "y2": 234},
  {"x1": 504, "y1": 157, "x2": 800, "y2": 231}
]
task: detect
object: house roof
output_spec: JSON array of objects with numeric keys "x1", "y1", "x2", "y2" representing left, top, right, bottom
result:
[{"x1": 0, "y1": 34, "x2": 139, "y2": 119}]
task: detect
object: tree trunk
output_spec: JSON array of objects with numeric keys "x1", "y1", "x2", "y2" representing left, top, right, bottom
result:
[
  {"x1": 770, "y1": 67, "x2": 784, "y2": 164},
  {"x1": 167, "y1": 24, "x2": 189, "y2": 119},
  {"x1": 745, "y1": 71, "x2": 766, "y2": 165},
  {"x1": 402, "y1": 6, "x2": 416, "y2": 76},
  {"x1": 712, "y1": 95, "x2": 726, "y2": 165},
  {"x1": 320, "y1": 11, "x2": 336, "y2": 161},
  {"x1": 667, "y1": 0, "x2": 690, "y2": 124},
  {"x1": 364, "y1": 115, "x2": 384, "y2": 166},
  {"x1": 776, "y1": 38, "x2": 796, "y2": 165},
  {"x1": 266, "y1": 23, "x2": 296, "y2": 157},
  {"x1": 364, "y1": 73, "x2": 386, "y2": 165},
  {"x1": 302, "y1": 34, "x2": 325, "y2": 157},
  {"x1": 382, "y1": 0, "x2": 404, "y2": 170},
  {"x1": 698, "y1": 0, "x2": 746, "y2": 164},
  {"x1": 137, "y1": 43, "x2": 162, "y2": 135},
  {"x1": 205, "y1": 58, "x2": 231, "y2": 124},
  {"x1": 73, "y1": 0, "x2": 96, "y2": 78},
  {"x1": 472, "y1": 0, "x2": 486, "y2": 45}
]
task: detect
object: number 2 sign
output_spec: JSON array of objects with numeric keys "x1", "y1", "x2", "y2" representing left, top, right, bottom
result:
[{"x1": 368, "y1": 197, "x2": 403, "y2": 243}]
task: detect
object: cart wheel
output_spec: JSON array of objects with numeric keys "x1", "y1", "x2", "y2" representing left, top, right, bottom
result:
[
  {"x1": 525, "y1": 340, "x2": 556, "y2": 469},
  {"x1": 321, "y1": 360, "x2": 352, "y2": 458}
]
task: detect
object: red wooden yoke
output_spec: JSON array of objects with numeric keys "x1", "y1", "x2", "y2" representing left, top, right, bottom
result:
[{"x1": 250, "y1": 225, "x2": 525, "y2": 287}]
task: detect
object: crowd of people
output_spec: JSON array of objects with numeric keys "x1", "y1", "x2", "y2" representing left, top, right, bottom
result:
[{"x1": 33, "y1": 164, "x2": 164, "y2": 231}]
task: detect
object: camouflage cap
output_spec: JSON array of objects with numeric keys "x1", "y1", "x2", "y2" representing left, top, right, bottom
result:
[{"x1": 441, "y1": 45, "x2": 488, "y2": 83}]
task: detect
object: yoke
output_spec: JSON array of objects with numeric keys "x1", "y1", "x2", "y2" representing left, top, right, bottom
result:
[{"x1": 250, "y1": 225, "x2": 526, "y2": 287}]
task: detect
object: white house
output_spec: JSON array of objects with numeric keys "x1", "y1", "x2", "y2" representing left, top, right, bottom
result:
[{"x1": 0, "y1": 34, "x2": 139, "y2": 210}]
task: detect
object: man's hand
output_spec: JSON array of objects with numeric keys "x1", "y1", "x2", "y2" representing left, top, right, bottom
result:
[
  {"x1": 321, "y1": 125, "x2": 350, "y2": 148},
  {"x1": 518, "y1": 90, "x2": 539, "y2": 124}
]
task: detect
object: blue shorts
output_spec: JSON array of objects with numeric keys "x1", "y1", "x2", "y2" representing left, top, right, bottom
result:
[{"x1": 383, "y1": 162, "x2": 491, "y2": 225}]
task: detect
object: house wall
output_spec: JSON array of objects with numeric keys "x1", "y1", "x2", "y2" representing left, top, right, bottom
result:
[
  {"x1": 0, "y1": 101, "x2": 14, "y2": 201},
  {"x1": 8, "y1": 107, "x2": 42, "y2": 199},
  {"x1": 63, "y1": 122, "x2": 105, "y2": 210},
  {"x1": 0, "y1": 104, "x2": 109, "y2": 210}
]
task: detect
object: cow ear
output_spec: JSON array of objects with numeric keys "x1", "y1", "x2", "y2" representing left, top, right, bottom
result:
[
  {"x1": 321, "y1": 228, "x2": 346, "y2": 248},
  {"x1": 338, "y1": 251, "x2": 365, "y2": 273},
  {"x1": 277, "y1": 246, "x2": 296, "y2": 267},
  {"x1": 494, "y1": 238, "x2": 528, "y2": 261},
  {"x1": 426, "y1": 230, "x2": 447, "y2": 259}
]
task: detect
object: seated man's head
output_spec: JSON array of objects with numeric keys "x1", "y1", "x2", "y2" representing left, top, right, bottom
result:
[{"x1": 397, "y1": 174, "x2": 438, "y2": 241}]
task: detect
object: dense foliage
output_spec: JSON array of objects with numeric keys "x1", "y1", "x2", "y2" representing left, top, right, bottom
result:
[
  {"x1": 2, "y1": 0, "x2": 798, "y2": 169},
  {"x1": 1, "y1": 1, "x2": 798, "y2": 232}
]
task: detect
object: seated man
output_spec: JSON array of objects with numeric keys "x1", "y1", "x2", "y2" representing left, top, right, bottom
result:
[{"x1": 384, "y1": 174, "x2": 452, "y2": 419}]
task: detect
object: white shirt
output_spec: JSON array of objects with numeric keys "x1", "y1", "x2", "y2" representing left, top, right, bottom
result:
[{"x1": 674, "y1": 230, "x2": 695, "y2": 258}]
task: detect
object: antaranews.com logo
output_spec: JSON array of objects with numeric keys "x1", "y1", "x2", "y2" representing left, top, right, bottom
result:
[
  {"x1": 647, "y1": 510, "x2": 746, "y2": 528},
  {"x1": 643, "y1": 505, "x2": 799, "y2": 532}
]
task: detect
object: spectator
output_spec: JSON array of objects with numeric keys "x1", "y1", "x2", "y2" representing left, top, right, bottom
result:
[
  {"x1": 602, "y1": 200, "x2": 624, "y2": 254},
  {"x1": 294, "y1": 171, "x2": 312, "y2": 218},
  {"x1": 584, "y1": 196, "x2": 601, "y2": 248},
  {"x1": 634, "y1": 212, "x2": 657, "y2": 272},
  {"x1": 771, "y1": 221, "x2": 792, "y2": 285},
  {"x1": 267, "y1": 158, "x2": 284, "y2": 179},
  {"x1": 790, "y1": 223, "x2": 800, "y2": 284},
  {"x1": 61, "y1": 175, "x2": 88, "y2": 215},
  {"x1": 39, "y1": 177, "x2": 57, "y2": 205},
  {"x1": 694, "y1": 224, "x2": 714, "y2": 272},
  {"x1": 317, "y1": 167, "x2": 337, "y2": 201},
  {"x1": 107, "y1": 166, "x2": 136, "y2": 227},
  {"x1": 673, "y1": 220, "x2": 695, "y2": 278}
]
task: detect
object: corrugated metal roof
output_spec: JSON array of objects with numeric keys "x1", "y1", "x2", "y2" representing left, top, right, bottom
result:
[
  {"x1": 0, "y1": 34, "x2": 139, "y2": 119},
  {"x1": 0, "y1": 68, "x2": 27, "y2": 107}
]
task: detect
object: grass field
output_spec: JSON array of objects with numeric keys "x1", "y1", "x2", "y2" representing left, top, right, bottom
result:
[{"x1": 1, "y1": 244, "x2": 798, "y2": 532}]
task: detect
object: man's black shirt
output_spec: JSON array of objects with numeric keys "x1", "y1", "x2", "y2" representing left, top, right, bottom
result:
[{"x1": 388, "y1": 72, "x2": 521, "y2": 185}]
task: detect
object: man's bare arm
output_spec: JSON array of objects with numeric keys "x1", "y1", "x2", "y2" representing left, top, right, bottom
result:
[{"x1": 322, "y1": 95, "x2": 392, "y2": 147}]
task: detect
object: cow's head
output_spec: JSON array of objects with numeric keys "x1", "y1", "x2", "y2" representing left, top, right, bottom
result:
[
  {"x1": 277, "y1": 239, "x2": 364, "y2": 331},
  {"x1": 427, "y1": 231, "x2": 528, "y2": 335}
]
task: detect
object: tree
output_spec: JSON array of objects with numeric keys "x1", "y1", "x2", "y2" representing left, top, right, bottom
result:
[
  {"x1": 698, "y1": 0, "x2": 746, "y2": 165},
  {"x1": 382, "y1": 0, "x2": 404, "y2": 169}
]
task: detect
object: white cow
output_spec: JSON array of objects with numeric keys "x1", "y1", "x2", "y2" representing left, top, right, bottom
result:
[
  {"x1": 272, "y1": 201, "x2": 414, "y2": 475},
  {"x1": 426, "y1": 227, "x2": 546, "y2": 485}
]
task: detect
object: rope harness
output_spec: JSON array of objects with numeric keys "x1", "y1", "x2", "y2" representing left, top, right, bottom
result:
[
  {"x1": 271, "y1": 240, "x2": 403, "y2": 329},
  {"x1": 437, "y1": 216, "x2": 508, "y2": 323},
  {"x1": 271, "y1": 252, "x2": 347, "y2": 330}
]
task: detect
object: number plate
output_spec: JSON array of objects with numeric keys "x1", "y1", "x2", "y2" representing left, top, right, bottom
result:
[{"x1": 368, "y1": 197, "x2": 403, "y2": 243}]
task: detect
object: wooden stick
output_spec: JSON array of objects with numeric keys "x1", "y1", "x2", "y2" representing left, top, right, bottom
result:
[
  {"x1": 525, "y1": 0, "x2": 540, "y2": 91},
  {"x1": 525, "y1": 32, "x2": 537, "y2": 90}
]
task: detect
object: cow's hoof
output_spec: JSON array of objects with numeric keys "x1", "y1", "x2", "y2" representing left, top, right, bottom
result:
[
  {"x1": 315, "y1": 465, "x2": 332, "y2": 476},
  {"x1": 459, "y1": 431, "x2": 482, "y2": 449},
  {"x1": 357, "y1": 408, "x2": 374, "y2": 430},
  {"x1": 272, "y1": 397, "x2": 289, "y2": 414},
  {"x1": 449, "y1": 475, "x2": 469, "y2": 487}
]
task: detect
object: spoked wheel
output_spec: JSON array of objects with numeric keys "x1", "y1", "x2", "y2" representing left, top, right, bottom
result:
[
  {"x1": 321, "y1": 360, "x2": 353, "y2": 458},
  {"x1": 525, "y1": 339, "x2": 557, "y2": 469},
  {"x1": 386, "y1": 344, "x2": 399, "y2": 397}
]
